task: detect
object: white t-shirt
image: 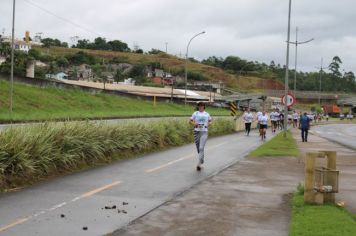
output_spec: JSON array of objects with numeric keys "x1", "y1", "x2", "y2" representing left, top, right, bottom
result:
[
  {"x1": 258, "y1": 114, "x2": 269, "y2": 125},
  {"x1": 256, "y1": 111, "x2": 262, "y2": 122},
  {"x1": 270, "y1": 112, "x2": 279, "y2": 121},
  {"x1": 293, "y1": 113, "x2": 299, "y2": 120},
  {"x1": 190, "y1": 111, "x2": 212, "y2": 132},
  {"x1": 243, "y1": 112, "x2": 254, "y2": 123}
]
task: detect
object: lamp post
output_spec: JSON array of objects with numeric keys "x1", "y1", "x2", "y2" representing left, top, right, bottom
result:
[
  {"x1": 283, "y1": 0, "x2": 292, "y2": 136},
  {"x1": 288, "y1": 27, "x2": 314, "y2": 97},
  {"x1": 184, "y1": 31, "x2": 205, "y2": 105},
  {"x1": 10, "y1": 0, "x2": 16, "y2": 118},
  {"x1": 318, "y1": 58, "x2": 324, "y2": 107}
]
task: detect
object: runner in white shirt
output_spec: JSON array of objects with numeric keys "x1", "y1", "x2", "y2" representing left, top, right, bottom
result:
[
  {"x1": 243, "y1": 108, "x2": 254, "y2": 136},
  {"x1": 270, "y1": 109, "x2": 279, "y2": 134},
  {"x1": 292, "y1": 111, "x2": 299, "y2": 128},
  {"x1": 256, "y1": 110, "x2": 263, "y2": 130},
  {"x1": 190, "y1": 102, "x2": 212, "y2": 171},
  {"x1": 258, "y1": 111, "x2": 269, "y2": 141},
  {"x1": 287, "y1": 113, "x2": 293, "y2": 126}
]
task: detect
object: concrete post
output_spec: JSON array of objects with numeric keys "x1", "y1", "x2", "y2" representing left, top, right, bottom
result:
[
  {"x1": 324, "y1": 151, "x2": 337, "y2": 203},
  {"x1": 304, "y1": 152, "x2": 325, "y2": 203}
]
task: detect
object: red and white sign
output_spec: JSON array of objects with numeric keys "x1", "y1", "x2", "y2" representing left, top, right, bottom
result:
[{"x1": 281, "y1": 93, "x2": 296, "y2": 107}]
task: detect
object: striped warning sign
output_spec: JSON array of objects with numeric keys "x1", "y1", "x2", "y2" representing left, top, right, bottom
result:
[{"x1": 230, "y1": 102, "x2": 237, "y2": 116}]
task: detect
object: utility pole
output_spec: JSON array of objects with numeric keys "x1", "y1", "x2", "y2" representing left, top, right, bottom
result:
[
  {"x1": 165, "y1": 42, "x2": 168, "y2": 54},
  {"x1": 317, "y1": 58, "x2": 326, "y2": 108},
  {"x1": 10, "y1": 0, "x2": 16, "y2": 119},
  {"x1": 283, "y1": 0, "x2": 292, "y2": 136},
  {"x1": 288, "y1": 27, "x2": 314, "y2": 97}
]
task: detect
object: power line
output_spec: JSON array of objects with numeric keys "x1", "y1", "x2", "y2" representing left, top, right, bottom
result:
[{"x1": 22, "y1": 0, "x2": 105, "y2": 38}]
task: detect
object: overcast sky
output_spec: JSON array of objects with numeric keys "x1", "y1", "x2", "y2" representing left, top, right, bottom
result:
[{"x1": 1, "y1": 0, "x2": 355, "y2": 73}]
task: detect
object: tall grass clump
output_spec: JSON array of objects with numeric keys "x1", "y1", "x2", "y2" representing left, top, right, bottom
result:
[{"x1": 0, "y1": 118, "x2": 234, "y2": 190}]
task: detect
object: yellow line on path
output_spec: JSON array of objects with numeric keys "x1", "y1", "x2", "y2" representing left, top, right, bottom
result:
[
  {"x1": 0, "y1": 218, "x2": 28, "y2": 232},
  {"x1": 80, "y1": 181, "x2": 121, "y2": 198}
]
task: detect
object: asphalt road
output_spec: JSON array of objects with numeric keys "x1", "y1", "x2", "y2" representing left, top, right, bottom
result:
[
  {"x1": 0, "y1": 129, "x2": 271, "y2": 236},
  {"x1": 312, "y1": 124, "x2": 356, "y2": 150}
]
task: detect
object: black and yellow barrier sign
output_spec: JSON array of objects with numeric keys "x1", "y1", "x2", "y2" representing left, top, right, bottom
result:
[{"x1": 230, "y1": 102, "x2": 237, "y2": 116}]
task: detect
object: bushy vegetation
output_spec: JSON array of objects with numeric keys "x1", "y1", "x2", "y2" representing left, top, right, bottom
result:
[{"x1": 0, "y1": 118, "x2": 234, "y2": 190}]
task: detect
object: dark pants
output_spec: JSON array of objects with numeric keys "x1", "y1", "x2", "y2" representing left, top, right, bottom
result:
[
  {"x1": 245, "y1": 123, "x2": 251, "y2": 134},
  {"x1": 301, "y1": 128, "x2": 308, "y2": 142}
]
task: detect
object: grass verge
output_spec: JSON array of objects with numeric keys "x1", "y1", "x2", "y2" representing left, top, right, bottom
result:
[
  {"x1": 0, "y1": 118, "x2": 234, "y2": 191},
  {"x1": 249, "y1": 130, "x2": 299, "y2": 157},
  {"x1": 289, "y1": 189, "x2": 356, "y2": 236},
  {"x1": 0, "y1": 80, "x2": 229, "y2": 122}
]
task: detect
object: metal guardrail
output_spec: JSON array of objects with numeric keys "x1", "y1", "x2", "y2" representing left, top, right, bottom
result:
[{"x1": 264, "y1": 90, "x2": 353, "y2": 99}]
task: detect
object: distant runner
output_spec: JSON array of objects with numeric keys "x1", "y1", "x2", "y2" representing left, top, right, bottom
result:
[
  {"x1": 258, "y1": 111, "x2": 269, "y2": 141},
  {"x1": 190, "y1": 102, "x2": 212, "y2": 171},
  {"x1": 242, "y1": 108, "x2": 254, "y2": 136},
  {"x1": 279, "y1": 112, "x2": 284, "y2": 130},
  {"x1": 270, "y1": 109, "x2": 279, "y2": 134},
  {"x1": 292, "y1": 111, "x2": 299, "y2": 128}
]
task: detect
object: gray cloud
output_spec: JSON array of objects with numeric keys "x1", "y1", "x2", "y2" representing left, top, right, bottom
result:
[{"x1": 1, "y1": 0, "x2": 355, "y2": 73}]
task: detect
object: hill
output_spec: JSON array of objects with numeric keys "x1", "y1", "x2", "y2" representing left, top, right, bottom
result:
[
  {"x1": 0, "y1": 80, "x2": 229, "y2": 123},
  {"x1": 35, "y1": 46, "x2": 284, "y2": 92}
]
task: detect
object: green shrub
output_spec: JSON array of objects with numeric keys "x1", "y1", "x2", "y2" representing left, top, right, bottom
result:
[{"x1": 0, "y1": 118, "x2": 234, "y2": 190}]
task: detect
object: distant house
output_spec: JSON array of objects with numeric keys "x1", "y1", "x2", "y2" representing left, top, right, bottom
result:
[
  {"x1": 118, "y1": 78, "x2": 135, "y2": 85},
  {"x1": 46, "y1": 72, "x2": 68, "y2": 80},
  {"x1": 2, "y1": 37, "x2": 36, "y2": 53}
]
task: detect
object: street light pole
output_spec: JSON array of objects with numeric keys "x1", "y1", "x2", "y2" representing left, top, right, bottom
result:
[
  {"x1": 289, "y1": 27, "x2": 314, "y2": 97},
  {"x1": 184, "y1": 31, "x2": 205, "y2": 105},
  {"x1": 283, "y1": 0, "x2": 292, "y2": 136},
  {"x1": 318, "y1": 57, "x2": 323, "y2": 107},
  {"x1": 10, "y1": 0, "x2": 16, "y2": 119}
]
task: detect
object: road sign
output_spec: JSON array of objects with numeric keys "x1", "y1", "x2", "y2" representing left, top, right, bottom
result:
[
  {"x1": 281, "y1": 93, "x2": 296, "y2": 107},
  {"x1": 230, "y1": 102, "x2": 237, "y2": 116}
]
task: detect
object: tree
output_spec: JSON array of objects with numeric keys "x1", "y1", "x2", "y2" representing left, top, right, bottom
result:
[
  {"x1": 66, "y1": 51, "x2": 97, "y2": 65},
  {"x1": 108, "y1": 40, "x2": 130, "y2": 52},
  {"x1": 0, "y1": 42, "x2": 11, "y2": 57},
  {"x1": 28, "y1": 48, "x2": 41, "y2": 59},
  {"x1": 75, "y1": 39, "x2": 90, "y2": 49},
  {"x1": 329, "y1": 56, "x2": 342, "y2": 78},
  {"x1": 93, "y1": 37, "x2": 111, "y2": 50},
  {"x1": 128, "y1": 64, "x2": 145, "y2": 78},
  {"x1": 41, "y1": 38, "x2": 66, "y2": 48},
  {"x1": 148, "y1": 48, "x2": 163, "y2": 54},
  {"x1": 56, "y1": 56, "x2": 69, "y2": 69},
  {"x1": 135, "y1": 48, "x2": 144, "y2": 54},
  {"x1": 114, "y1": 68, "x2": 124, "y2": 82}
]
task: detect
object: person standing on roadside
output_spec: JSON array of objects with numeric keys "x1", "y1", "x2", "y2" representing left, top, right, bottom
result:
[
  {"x1": 300, "y1": 112, "x2": 311, "y2": 142},
  {"x1": 190, "y1": 101, "x2": 212, "y2": 171},
  {"x1": 243, "y1": 108, "x2": 254, "y2": 136}
]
